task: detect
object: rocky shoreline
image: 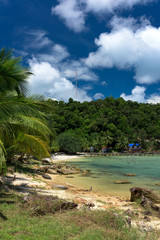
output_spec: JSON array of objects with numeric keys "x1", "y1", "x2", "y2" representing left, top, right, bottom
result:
[{"x1": 2, "y1": 155, "x2": 160, "y2": 233}]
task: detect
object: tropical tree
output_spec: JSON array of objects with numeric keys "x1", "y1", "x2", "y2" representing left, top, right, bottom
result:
[
  {"x1": 102, "y1": 131, "x2": 113, "y2": 148},
  {"x1": 0, "y1": 48, "x2": 31, "y2": 96},
  {"x1": 115, "y1": 134, "x2": 129, "y2": 152},
  {"x1": 0, "y1": 49, "x2": 51, "y2": 175}
]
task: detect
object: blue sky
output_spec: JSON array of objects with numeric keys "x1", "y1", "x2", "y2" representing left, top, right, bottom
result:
[{"x1": 1, "y1": 0, "x2": 160, "y2": 103}]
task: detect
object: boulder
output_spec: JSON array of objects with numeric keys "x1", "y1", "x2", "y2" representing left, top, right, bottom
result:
[
  {"x1": 114, "y1": 180, "x2": 131, "y2": 184},
  {"x1": 42, "y1": 160, "x2": 51, "y2": 165},
  {"x1": 42, "y1": 173, "x2": 52, "y2": 180},
  {"x1": 130, "y1": 187, "x2": 160, "y2": 213},
  {"x1": 57, "y1": 169, "x2": 78, "y2": 175},
  {"x1": 130, "y1": 187, "x2": 160, "y2": 203},
  {"x1": 47, "y1": 169, "x2": 57, "y2": 175}
]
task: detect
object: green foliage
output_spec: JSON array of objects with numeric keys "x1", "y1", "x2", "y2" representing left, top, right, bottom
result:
[
  {"x1": 0, "y1": 49, "x2": 51, "y2": 174},
  {"x1": 51, "y1": 140, "x2": 60, "y2": 152},
  {"x1": 57, "y1": 132, "x2": 82, "y2": 154},
  {"x1": 44, "y1": 97, "x2": 160, "y2": 152}
]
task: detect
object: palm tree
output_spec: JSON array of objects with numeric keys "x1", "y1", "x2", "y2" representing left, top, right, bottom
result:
[
  {"x1": 115, "y1": 135, "x2": 129, "y2": 151},
  {"x1": 0, "y1": 49, "x2": 51, "y2": 175},
  {"x1": 102, "y1": 131, "x2": 113, "y2": 148},
  {"x1": 0, "y1": 48, "x2": 32, "y2": 96}
]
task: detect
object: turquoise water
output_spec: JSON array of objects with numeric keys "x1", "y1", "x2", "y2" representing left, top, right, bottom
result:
[{"x1": 67, "y1": 155, "x2": 160, "y2": 197}]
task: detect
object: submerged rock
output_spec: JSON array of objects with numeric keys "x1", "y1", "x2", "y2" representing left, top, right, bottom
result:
[
  {"x1": 52, "y1": 185, "x2": 68, "y2": 190},
  {"x1": 123, "y1": 174, "x2": 137, "y2": 176},
  {"x1": 114, "y1": 180, "x2": 131, "y2": 184}
]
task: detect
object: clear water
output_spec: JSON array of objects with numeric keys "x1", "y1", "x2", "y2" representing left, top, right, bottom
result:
[{"x1": 65, "y1": 155, "x2": 160, "y2": 197}]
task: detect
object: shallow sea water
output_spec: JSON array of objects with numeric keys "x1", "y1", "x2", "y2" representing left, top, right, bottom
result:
[{"x1": 65, "y1": 155, "x2": 160, "y2": 197}]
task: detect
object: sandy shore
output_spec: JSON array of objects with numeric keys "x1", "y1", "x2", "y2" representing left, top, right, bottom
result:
[
  {"x1": 4, "y1": 155, "x2": 160, "y2": 231},
  {"x1": 50, "y1": 154, "x2": 84, "y2": 163}
]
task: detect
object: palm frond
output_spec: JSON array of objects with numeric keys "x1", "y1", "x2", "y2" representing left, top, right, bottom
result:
[{"x1": 0, "y1": 140, "x2": 7, "y2": 175}]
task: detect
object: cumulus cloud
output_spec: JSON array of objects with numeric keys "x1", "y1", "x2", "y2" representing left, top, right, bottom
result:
[
  {"x1": 83, "y1": 0, "x2": 153, "y2": 13},
  {"x1": 52, "y1": 0, "x2": 85, "y2": 32},
  {"x1": 84, "y1": 17, "x2": 160, "y2": 84},
  {"x1": 21, "y1": 29, "x2": 98, "y2": 82},
  {"x1": 52, "y1": 0, "x2": 154, "y2": 32},
  {"x1": 121, "y1": 86, "x2": 146, "y2": 102},
  {"x1": 94, "y1": 93, "x2": 105, "y2": 100},
  {"x1": 147, "y1": 94, "x2": 160, "y2": 104},
  {"x1": 38, "y1": 44, "x2": 70, "y2": 64},
  {"x1": 28, "y1": 58, "x2": 92, "y2": 102},
  {"x1": 121, "y1": 86, "x2": 160, "y2": 104},
  {"x1": 61, "y1": 60, "x2": 98, "y2": 82}
]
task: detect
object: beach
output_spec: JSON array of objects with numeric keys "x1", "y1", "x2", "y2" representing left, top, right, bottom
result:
[{"x1": 4, "y1": 154, "x2": 160, "y2": 231}]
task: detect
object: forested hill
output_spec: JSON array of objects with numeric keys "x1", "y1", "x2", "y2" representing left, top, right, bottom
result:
[{"x1": 45, "y1": 97, "x2": 160, "y2": 152}]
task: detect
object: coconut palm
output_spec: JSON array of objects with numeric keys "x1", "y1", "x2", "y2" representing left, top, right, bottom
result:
[
  {"x1": 0, "y1": 48, "x2": 31, "y2": 96},
  {"x1": 0, "y1": 49, "x2": 51, "y2": 175},
  {"x1": 102, "y1": 131, "x2": 113, "y2": 148},
  {"x1": 115, "y1": 135, "x2": 129, "y2": 151}
]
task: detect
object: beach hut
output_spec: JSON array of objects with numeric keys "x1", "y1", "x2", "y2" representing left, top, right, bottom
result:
[
  {"x1": 128, "y1": 143, "x2": 140, "y2": 152},
  {"x1": 101, "y1": 147, "x2": 111, "y2": 153}
]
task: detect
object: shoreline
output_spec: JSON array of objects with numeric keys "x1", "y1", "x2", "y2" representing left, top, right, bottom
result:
[{"x1": 5, "y1": 155, "x2": 160, "y2": 231}]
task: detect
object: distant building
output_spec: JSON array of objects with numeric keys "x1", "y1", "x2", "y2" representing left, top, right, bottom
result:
[
  {"x1": 101, "y1": 147, "x2": 111, "y2": 153},
  {"x1": 128, "y1": 143, "x2": 140, "y2": 152},
  {"x1": 90, "y1": 147, "x2": 94, "y2": 152}
]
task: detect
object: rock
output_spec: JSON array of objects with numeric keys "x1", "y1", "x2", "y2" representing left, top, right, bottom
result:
[
  {"x1": 143, "y1": 216, "x2": 150, "y2": 222},
  {"x1": 144, "y1": 211, "x2": 152, "y2": 216},
  {"x1": 50, "y1": 165, "x2": 58, "y2": 169},
  {"x1": 123, "y1": 174, "x2": 137, "y2": 176},
  {"x1": 42, "y1": 174, "x2": 52, "y2": 180},
  {"x1": 47, "y1": 169, "x2": 57, "y2": 174},
  {"x1": 57, "y1": 169, "x2": 78, "y2": 175},
  {"x1": 130, "y1": 187, "x2": 160, "y2": 213},
  {"x1": 37, "y1": 166, "x2": 49, "y2": 172},
  {"x1": 130, "y1": 187, "x2": 160, "y2": 203},
  {"x1": 52, "y1": 185, "x2": 68, "y2": 190},
  {"x1": 114, "y1": 180, "x2": 131, "y2": 184},
  {"x1": 74, "y1": 197, "x2": 88, "y2": 204},
  {"x1": 123, "y1": 209, "x2": 136, "y2": 217},
  {"x1": 42, "y1": 160, "x2": 51, "y2": 165},
  {"x1": 85, "y1": 202, "x2": 95, "y2": 208},
  {"x1": 65, "y1": 176, "x2": 74, "y2": 178},
  {"x1": 82, "y1": 169, "x2": 91, "y2": 174}
]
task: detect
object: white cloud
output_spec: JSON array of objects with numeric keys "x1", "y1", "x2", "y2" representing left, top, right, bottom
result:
[
  {"x1": 94, "y1": 93, "x2": 105, "y2": 99},
  {"x1": 101, "y1": 81, "x2": 107, "y2": 86},
  {"x1": 84, "y1": 17, "x2": 160, "y2": 84},
  {"x1": 84, "y1": 0, "x2": 153, "y2": 13},
  {"x1": 38, "y1": 44, "x2": 69, "y2": 64},
  {"x1": 28, "y1": 58, "x2": 92, "y2": 102},
  {"x1": 120, "y1": 86, "x2": 146, "y2": 102},
  {"x1": 25, "y1": 30, "x2": 52, "y2": 49},
  {"x1": 121, "y1": 86, "x2": 160, "y2": 104},
  {"x1": 52, "y1": 0, "x2": 154, "y2": 32},
  {"x1": 147, "y1": 94, "x2": 160, "y2": 104},
  {"x1": 52, "y1": 0, "x2": 85, "y2": 32},
  {"x1": 61, "y1": 60, "x2": 98, "y2": 82},
  {"x1": 22, "y1": 29, "x2": 98, "y2": 82}
]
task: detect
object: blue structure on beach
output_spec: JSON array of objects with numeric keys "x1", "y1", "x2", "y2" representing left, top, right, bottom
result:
[{"x1": 128, "y1": 143, "x2": 140, "y2": 151}]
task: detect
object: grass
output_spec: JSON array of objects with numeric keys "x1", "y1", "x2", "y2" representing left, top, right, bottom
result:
[{"x1": 0, "y1": 191, "x2": 160, "y2": 240}]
